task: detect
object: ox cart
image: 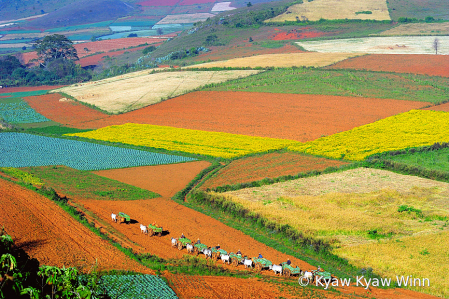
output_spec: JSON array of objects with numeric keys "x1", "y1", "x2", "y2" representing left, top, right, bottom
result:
[
  {"x1": 176, "y1": 238, "x2": 192, "y2": 250},
  {"x1": 280, "y1": 262, "x2": 302, "y2": 277},
  {"x1": 312, "y1": 269, "x2": 333, "y2": 283},
  {"x1": 228, "y1": 253, "x2": 247, "y2": 267},
  {"x1": 147, "y1": 224, "x2": 163, "y2": 237},
  {"x1": 193, "y1": 243, "x2": 208, "y2": 256},
  {"x1": 210, "y1": 248, "x2": 227, "y2": 260},
  {"x1": 252, "y1": 257, "x2": 272, "y2": 272},
  {"x1": 118, "y1": 212, "x2": 130, "y2": 224}
]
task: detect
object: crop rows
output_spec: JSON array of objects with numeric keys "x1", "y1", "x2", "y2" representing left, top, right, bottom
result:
[
  {"x1": 67, "y1": 123, "x2": 299, "y2": 158},
  {"x1": 0, "y1": 101, "x2": 50, "y2": 123},
  {"x1": 100, "y1": 275, "x2": 177, "y2": 299},
  {"x1": 0, "y1": 133, "x2": 195, "y2": 170},
  {"x1": 289, "y1": 110, "x2": 449, "y2": 160}
]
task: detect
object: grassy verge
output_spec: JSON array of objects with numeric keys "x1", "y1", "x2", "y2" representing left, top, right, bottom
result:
[{"x1": 21, "y1": 166, "x2": 160, "y2": 201}]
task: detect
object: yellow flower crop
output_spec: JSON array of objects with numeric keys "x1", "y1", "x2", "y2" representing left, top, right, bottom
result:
[
  {"x1": 67, "y1": 123, "x2": 299, "y2": 158},
  {"x1": 288, "y1": 110, "x2": 449, "y2": 161}
]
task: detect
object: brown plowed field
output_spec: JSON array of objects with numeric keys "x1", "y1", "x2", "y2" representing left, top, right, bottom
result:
[
  {"x1": 327, "y1": 54, "x2": 449, "y2": 77},
  {"x1": 77, "y1": 91, "x2": 429, "y2": 142},
  {"x1": 23, "y1": 93, "x2": 108, "y2": 126},
  {"x1": 201, "y1": 152, "x2": 349, "y2": 190},
  {"x1": 78, "y1": 45, "x2": 161, "y2": 67},
  {"x1": 0, "y1": 178, "x2": 152, "y2": 274},
  {"x1": 0, "y1": 85, "x2": 64, "y2": 94},
  {"x1": 425, "y1": 102, "x2": 449, "y2": 112},
  {"x1": 76, "y1": 197, "x2": 314, "y2": 270},
  {"x1": 93, "y1": 161, "x2": 211, "y2": 197}
]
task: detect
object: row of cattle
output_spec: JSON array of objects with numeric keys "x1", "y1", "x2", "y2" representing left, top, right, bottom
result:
[{"x1": 170, "y1": 237, "x2": 329, "y2": 281}]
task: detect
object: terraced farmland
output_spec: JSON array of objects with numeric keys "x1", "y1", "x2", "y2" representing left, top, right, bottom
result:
[
  {"x1": 0, "y1": 133, "x2": 195, "y2": 170},
  {"x1": 52, "y1": 70, "x2": 261, "y2": 113}
]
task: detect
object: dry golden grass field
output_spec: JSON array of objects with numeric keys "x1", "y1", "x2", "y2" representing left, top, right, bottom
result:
[
  {"x1": 335, "y1": 231, "x2": 449, "y2": 298},
  {"x1": 186, "y1": 53, "x2": 361, "y2": 69},
  {"x1": 222, "y1": 168, "x2": 449, "y2": 244},
  {"x1": 266, "y1": 0, "x2": 390, "y2": 22},
  {"x1": 52, "y1": 70, "x2": 260, "y2": 113},
  {"x1": 378, "y1": 22, "x2": 449, "y2": 36},
  {"x1": 218, "y1": 168, "x2": 449, "y2": 296}
]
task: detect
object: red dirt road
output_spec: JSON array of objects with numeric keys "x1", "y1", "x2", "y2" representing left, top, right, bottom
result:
[
  {"x1": 201, "y1": 152, "x2": 348, "y2": 190},
  {"x1": 78, "y1": 91, "x2": 429, "y2": 142},
  {"x1": 327, "y1": 54, "x2": 449, "y2": 77},
  {"x1": 93, "y1": 161, "x2": 211, "y2": 197},
  {"x1": 0, "y1": 178, "x2": 152, "y2": 273},
  {"x1": 77, "y1": 197, "x2": 314, "y2": 270}
]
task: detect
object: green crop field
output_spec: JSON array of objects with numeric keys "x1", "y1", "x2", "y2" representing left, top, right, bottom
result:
[
  {"x1": 202, "y1": 68, "x2": 449, "y2": 104},
  {"x1": 387, "y1": 0, "x2": 449, "y2": 21},
  {"x1": 383, "y1": 147, "x2": 449, "y2": 173},
  {"x1": 21, "y1": 166, "x2": 160, "y2": 200}
]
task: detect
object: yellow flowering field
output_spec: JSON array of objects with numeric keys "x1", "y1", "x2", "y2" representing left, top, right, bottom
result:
[
  {"x1": 66, "y1": 123, "x2": 299, "y2": 158},
  {"x1": 288, "y1": 110, "x2": 449, "y2": 160}
]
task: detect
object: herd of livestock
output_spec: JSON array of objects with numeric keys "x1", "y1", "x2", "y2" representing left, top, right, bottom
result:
[{"x1": 111, "y1": 212, "x2": 333, "y2": 281}]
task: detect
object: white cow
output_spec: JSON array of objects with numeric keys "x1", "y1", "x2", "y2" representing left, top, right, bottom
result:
[
  {"x1": 270, "y1": 264, "x2": 283, "y2": 275},
  {"x1": 303, "y1": 271, "x2": 314, "y2": 282},
  {"x1": 171, "y1": 238, "x2": 177, "y2": 247},
  {"x1": 140, "y1": 224, "x2": 147, "y2": 234},
  {"x1": 243, "y1": 259, "x2": 253, "y2": 268},
  {"x1": 186, "y1": 244, "x2": 194, "y2": 253},
  {"x1": 203, "y1": 248, "x2": 212, "y2": 258},
  {"x1": 221, "y1": 254, "x2": 230, "y2": 264},
  {"x1": 111, "y1": 213, "x2": 117, "y2": 222}
]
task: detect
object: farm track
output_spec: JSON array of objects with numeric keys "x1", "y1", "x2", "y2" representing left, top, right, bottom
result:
[{"x1": 0, "y1": 178, "x2": 152, "y2": 274}]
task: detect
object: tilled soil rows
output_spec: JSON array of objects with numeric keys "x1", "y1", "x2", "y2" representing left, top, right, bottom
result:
[
  {"x1": 0, "y1": 178, "x2": 152, "y2": 273},
  {"x1": 77, "y1": 91, "x2": 429, "y2": 142}
]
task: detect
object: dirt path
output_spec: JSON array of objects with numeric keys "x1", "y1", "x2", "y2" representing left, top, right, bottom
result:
[{"x1": 0, "y1": 178, "x2": 152, "y2": 274}]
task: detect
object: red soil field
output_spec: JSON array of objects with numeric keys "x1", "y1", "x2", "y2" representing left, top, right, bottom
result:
[
  {"x1": 272, "y1": 28, "x2": 327, "y2": 41},
  {"x1": 137, "y1": 0, "x2": 179, "y2": 6},
  {"x1": 23, "y1": 93, "x2": 108, "y2": 126},
  {"x1": 201, "y1": 152, "x2": 348, "y2": 190},
  {"x1": 425, "y1": 102, "x2": 449, "y2": 112},
  {"x1": 93, "y1": 161, "x2": 211, "y2": 197},
  {"x1": 0, "y1": 95, "x2": 10, "y2": 98},
  {"x1": 20, "y1": 37, "x2": 166, "y2": 65},
  {"x1": 180, "y1": 0, "x2": 216, "y2": 4},
  {"x1": 0, "y1": 85, "x2": 64, "y2": 94},
  {"x1": 0, "y1": 178, "x2": 152, "y2": 273},
  {"x1": 327, "y1": 54, "x2": 449, "y2": 77},
  {"x1": 77, "y1": 197, "x2": 314, "y2": 269},
  {"x1": 78, "y1": 91, "x2": 429, "y2": 142}
]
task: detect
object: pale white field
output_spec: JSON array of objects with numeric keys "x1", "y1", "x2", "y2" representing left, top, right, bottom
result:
[
  {"x1": 212, "y1": 2, "x2": 236, "y2": 12},
  {"x1": 297, "y1": 36, "x2": 449, "y2": 55},
  {"x1": 267, "y1": 0, "x2": 390, "y2": 22},
  {"x1": 186, "y1": 53, "x2": 361, "y2": 69},
  {"x1": 156, "y1": 13, "x2": 215, "y2": 24},
  {"x1": 51, "y1": 70, "x2": 260, "y2": 113}
]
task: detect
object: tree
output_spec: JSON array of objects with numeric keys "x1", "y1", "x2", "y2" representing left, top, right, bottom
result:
[
  {"x1": 247, "y1": 2, "x2": 252, "y2": 7},
  {"x1": 34, "y1": 34, "x2": 78, "y2": 65},
  {"x1": 433, "y1": 38, "x2": 440, "y2": 55},
  {"x1": 156, "y1": 28, "x2": 164, "y2": 35},
  {"x1": 205, "y1": 34, "x2": 219, "y2": 46}
]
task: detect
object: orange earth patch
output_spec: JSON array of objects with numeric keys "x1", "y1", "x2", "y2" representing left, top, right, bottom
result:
[
  {"x1": 272, "y1": 28, "x2": 327, "y2": 41},
  {"x1": 0, "y1": 178, "x2": 152, "y2": 273},
  {"x1": 425, "y1": 102, "x2": 449, "y2": 112},
  {"x1": 23, "y1": 93, "x2": 108, "y2": 126},
  {"x1": 93, "y1": 161, "x2": 211, "y2": 197},
  {"x1": 77, "y1": 91, "x2": 429, "y2": 142},
  {"x1": 327, "y1": 54, "x2": 449, "y2": 77},
  {"x1": 201, "y1": 152, "x2": 349, "y2": 190},
  {"x1": 0, "y1": 85, "x2": 64, "y2": 94}
]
